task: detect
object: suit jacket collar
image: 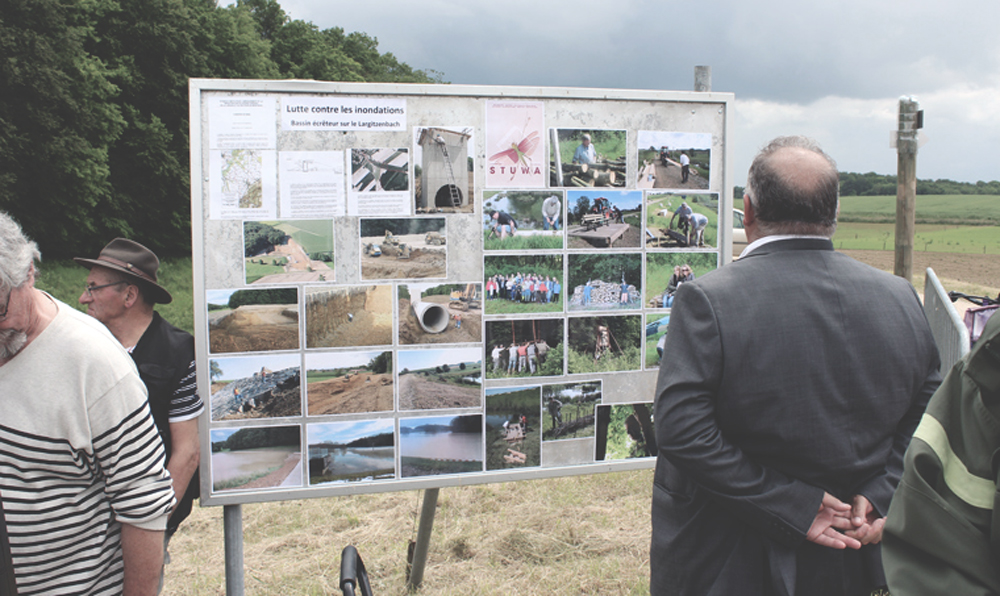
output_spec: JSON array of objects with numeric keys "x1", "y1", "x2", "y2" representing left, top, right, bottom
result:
[{"x1": 741, "y1": 236, "x2": 834, "y2": 259}]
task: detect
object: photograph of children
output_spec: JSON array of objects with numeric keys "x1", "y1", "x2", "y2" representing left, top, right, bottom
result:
[
  {"x1": 635, "y1": 131, "x2": 711, "y2": 190},
  {"x1": 210, "y1": 425, "x2": 302, "y2": 492},
  {"x1": 209, "y1": 353, "x2": 301, "y2": 421},
  {"x1": 549, "y1": 129, "x2": 626, "y2": 188},
  {"x1": 305, "y1": 285, "x2": 392, "y2": 348},
  {"x1": 413, "y1": 127, "x2": 474, "y2": 214},
  {"x1": 565, "y1": 190, "x2": 642, "y2": 249},
  {"x1": 486, "y1": 100, "x2": 545, "y2": 188},
  {"x1": 398, "y1": 282, "x2": 482, "y2": 345},
  {"x1": 644, "y1": 313, "x2": 670, "y2": 369},
  {"x1": 397, "y1": 347, "x2": 483, "y2": 410},
  {"x1": 307, "y1": 419, "x2": 395, "y2": 485},
  {"x1": 566, "y1": 315, "x2": 642, "y2": 374},
  {"x1": 566, "y1": 253, "x2": 642, "y2": 312},
  {"x1": 243, "y1": 220, "x2": 334, "y2": 285},
  {"x1": 305, "y1": 350, "x2": 393, "y2": 416},
  {"x1": 595, "y1": 403, "x2": 656, "y2": 460},
  {"x1": 207, "y1": 288, "x2": 299, "y2": 354},
  {"x1": 482, "y1": 190, "x2": 564, "y2": 251},
  {"x1": 485, "y1": 318, "x2": 564, "y2": 380},
  {"x1": 483, "y1": 254, "x2": 563, "y2": 315},
  {"x1": 541, "y1": 381, "x2": 600, "y2": 441},
  {"x1": 399, "y1": 414, "x2": 483, "y2": 478},
  {"x1": 645, "y1": 252, "x2": 718, "y2": 309},
  {"x1": 359, "y1": 217, "x2": 446, "y2": 280},
  {"x1": 646, "y1": 192, "x2": 720, "y2": 249},
  {"x1": 485, "y1": 386, "x2": 541, "y2": 471}
]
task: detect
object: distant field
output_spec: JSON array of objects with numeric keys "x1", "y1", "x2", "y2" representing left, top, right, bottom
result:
[{"x1": 837, "y1": 195, "x2": 1000, "y2": 225}]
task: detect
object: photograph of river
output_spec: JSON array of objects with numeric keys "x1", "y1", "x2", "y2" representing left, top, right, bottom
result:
[
  {"x1": 210, "y1": 426, "x2": 302, "y2": 492},
  {"x1": 308, "y1": 420, "x2": 395, "y2": 485},
  {"x1": 399, "y1": 414, "x2": 482, "y2": 477}
]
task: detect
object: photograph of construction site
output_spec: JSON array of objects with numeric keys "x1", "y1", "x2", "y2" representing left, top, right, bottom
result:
[
  {"x1": 243, "y1": 220, "x2": 334, "y2": 285},
  {"x1": 350, "y1": 147, "x2": 408, "y2": 193},
  {"x1": 635, "y1": 130, "x2": 711, "y2": 190},
  {"x1": 566, "y1": 252, "x2": 642, "y2": 312},
  {"x1": 485, "y1": 386, "x2": 541, "y2": 471},
  {"x1": 485, "y1": 318, "x2": 564, "y2": 380},
  {"x1": 359, "y1": 217, "x2": 447, "y2": 280},
  {"x1": 304, "y1": 350, "x2": 393, "y2": 416},
  {"x1": 565, "y1": 190, "x2": 642, "y2": 249},
  {"x1": 307, "y1": 419, "x2": 395, "y2": 486},
  {"x1": 549, "y1": 128, "x2": 626, "y2": 188},
  {"x1": 566, "y1": 315, "x2": 642, "y2": 374},
  {"x1": 541, "y1": 381, "x2": 600, "y2": 442},
  {"x1": 646, "y1": 192, "x2": 720, "y2": 249},
  {"x1": 209, "y1": 353, "x2": 302, "y2": 421},
  {"x1": 399, "y1": 414, "x2": 483, "y2": 478},
  {"x1": 645, "y1": 252, "x2": 718, "y2": 310},
  {"x1": 397, "y1": 282, "x2": 482, "y2": 345},
  {"x1": 304, "y1": 284, "x2": 392, "y2": 348},
  {"x1": 595, "y1": 402, "x2": 656, "y2": 460},
  {"x1": 412, "y1": 126, "x2": 474, "y2": 214},
  {"x1": 396, "y1": 347, "x2": 482, "y2": 411},
  {"x1": 210, "y1": 425, "x2": 302, "y2": 493},
  {"x1": 481, "y1": 190, "x2": 564, "y2": 251},
  {"x1": 207, "y1": 288, "x2": 300, "y2": 354}
]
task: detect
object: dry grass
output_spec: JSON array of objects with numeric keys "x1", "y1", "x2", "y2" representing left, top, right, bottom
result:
[{"x1": 163, "y1": 470, "x2": 653, "y2": 596}]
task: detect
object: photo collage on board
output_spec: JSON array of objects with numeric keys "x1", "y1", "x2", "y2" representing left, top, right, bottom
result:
[{"x1": 202, "y1": 94, "x2": 721, "y2": 496}]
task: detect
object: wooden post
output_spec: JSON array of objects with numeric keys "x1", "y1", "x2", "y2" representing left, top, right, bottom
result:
[{"x1": 894, "y1": 97, "x2": 920, "y2": 281}]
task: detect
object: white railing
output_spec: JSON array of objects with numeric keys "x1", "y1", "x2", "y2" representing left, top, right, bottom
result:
[{"x1": 922, "y1": 267, "x2": 970, "y2": 374}]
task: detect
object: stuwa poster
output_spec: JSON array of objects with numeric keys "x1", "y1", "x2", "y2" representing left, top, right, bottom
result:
[{"x1": 485, "y1": 100, "x2": 546, "y2": 188}]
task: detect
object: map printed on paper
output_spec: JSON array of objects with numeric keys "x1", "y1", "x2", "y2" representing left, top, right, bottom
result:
[{"x1": 210, "y1": 149, "x2": 277, "y2": 219}]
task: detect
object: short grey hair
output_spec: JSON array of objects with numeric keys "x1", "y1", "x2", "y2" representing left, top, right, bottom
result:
[
  {"x1": 745, "y1": 136, "x2": 839, "y2": 237},
  {"x1": 0, "y1": 211, "x2": 41, "y2": 291}
]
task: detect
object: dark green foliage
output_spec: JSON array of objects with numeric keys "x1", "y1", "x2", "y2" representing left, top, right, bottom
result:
[
  {"x1": 214, "y1": 426, "x2": 299, "y2": 452},
  {"x1": 244, "y1": 221, "x2": 288, "y2": 256},
  {"x1": 736, "y1": 173, "x2": 1000, "y2": 203},
  {"x1": 367, "y1": 351, "x2": 391, "y2": 374},
  {"x1": 1, "y1": 0, "x2": 440, "y2": 259},
  {"x1": 359, "y1": 218, "x2": 443, "y2": 237},
  {"x1": 448, "y1": 415, "x2": 481, "y2": 434},
  {"x1": 227, "y1": 287, "x2": 297, "y2": 308}
]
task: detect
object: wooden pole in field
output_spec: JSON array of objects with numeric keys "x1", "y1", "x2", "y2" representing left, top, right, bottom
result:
[{"x1": 894, "y1": 97, "x2": 921, "y2": 281}]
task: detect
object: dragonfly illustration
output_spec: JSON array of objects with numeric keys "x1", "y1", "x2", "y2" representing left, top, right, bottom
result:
[{"x1": 490, "y1": 130, "x2": 540, "y2": 167}]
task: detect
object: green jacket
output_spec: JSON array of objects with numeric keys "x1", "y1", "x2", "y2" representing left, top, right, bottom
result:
[{"x1": 883, "y1": 311, "x2": 1000, "y2": 594}]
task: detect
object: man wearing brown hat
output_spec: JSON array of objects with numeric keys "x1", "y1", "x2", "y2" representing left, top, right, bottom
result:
[{"x1": 76, "y1": 238, "x2": 203, "y2": 589}]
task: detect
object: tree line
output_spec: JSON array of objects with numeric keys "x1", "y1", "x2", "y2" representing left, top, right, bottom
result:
[
  {"x1": 734, "y1": 171, "x2": 1000, "y2": 200},
  {"x1": 1, "y1": 0, "x2": 440, "y2": 259}
]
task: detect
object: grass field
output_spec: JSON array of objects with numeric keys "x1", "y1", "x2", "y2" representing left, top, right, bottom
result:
[{"x1": 483, "y1": 233, "x2": 563, "y2": 251}]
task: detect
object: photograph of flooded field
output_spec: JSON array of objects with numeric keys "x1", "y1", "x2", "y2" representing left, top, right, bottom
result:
[
  {"x1": 305, "y1": 350, "x2": 393, "y2": 416},
  {"x1": 308, "y1": 419, "x2": 395, "y2": 485},
  {"x1": 208, "y1": 287, "x2": 299, "y2": 353},
  {"x1": 210, "y1": 353, "x2": 301, "y2": 421},
  {"x1": 210, "y1": 425, "x2": 302, "y2": 492},
  {"x1": 305, "y1": 285, "x2": 392, "y2": 348},
  {"x1": 399, "y1": 414, "x2": 483, "y2": 478}
]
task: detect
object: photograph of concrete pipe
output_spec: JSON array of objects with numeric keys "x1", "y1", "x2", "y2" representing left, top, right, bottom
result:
[{"x1": 412, "y1": 300, "x2": 449, "y2": 333}]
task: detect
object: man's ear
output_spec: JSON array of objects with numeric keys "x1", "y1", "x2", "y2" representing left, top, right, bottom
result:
[
  {"x1": 742, "y1": 193, "x2": 755, "y2": 226},
  {"x1": 123, "y1": 283, "x2": 140, "y2": 308}
]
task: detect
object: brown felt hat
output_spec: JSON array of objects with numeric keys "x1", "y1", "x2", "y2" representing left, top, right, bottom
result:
[{"x1": 74, "y1": 238, "x2": 172, "y2": 304}]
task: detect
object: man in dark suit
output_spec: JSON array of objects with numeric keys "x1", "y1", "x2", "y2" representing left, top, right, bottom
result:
[{"x1": 650, "y1": 136, "x2": 941, "y2": 596}]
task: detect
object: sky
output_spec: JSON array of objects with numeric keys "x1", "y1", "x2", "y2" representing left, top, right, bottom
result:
[{"x1": 265, "y1": 0, "x2": 999, "y2": 186}]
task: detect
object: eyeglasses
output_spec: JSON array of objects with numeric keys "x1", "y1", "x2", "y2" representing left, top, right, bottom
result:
[
  {"x1": 0, "y1": 288, "x2": 11, "y2": 321},
  {"x1": 84, "y1": 280, "x2": 127, "y2": 298}
]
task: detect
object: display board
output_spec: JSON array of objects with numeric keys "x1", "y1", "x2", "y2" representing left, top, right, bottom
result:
[{"x1": 190, "y1": 79, "x2": 734, "y2": 506}]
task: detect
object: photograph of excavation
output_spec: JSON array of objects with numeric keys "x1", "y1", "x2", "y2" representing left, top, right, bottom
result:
[
  {"x1": 549, "y1": 128, "x2": 626, "y2": 188},
  {"x1": 359, "y1": 217, "x2": 447, "y2": 280},
  {"x1": 635, "y1": 130, "x2": 711, "y2": 190},
  {"x1": 305, "y1": 350, "x2": 393, "y2": 416},
  {"x1": 209, "y1": 353, "x2": 302, "y2": 421},
  {"x1": 243, "y1": 220, "x2": 334, "y2": 284},
  {"x1": 397, "y1": 347, "x2": 482, "y2": 410},
  {"x1": 208, "y1": 288, "x2": 299, "y2": 354},
  {"x1": 595, "y1": 402, "x2": 656, "y2": 460},
  {"x1": 567, "y1": 252, "x2": 642, "y2": 312},
  {"x1": 305, "y1": 284, "x2": 392, "y2": 348},
  {"x1": 398, "y1": 282, "x2": 482, "y2": 345},
  {"x1": 307, "y1": 419, "x2": 395, "y2": 486},
  {"x1": 541, "y1": 381, "x2": 600, "y2": 442},
  {"x1": 399, "y1": 414, "x2": 483, "y2": 478},
  {"x1": 485, "y1": 386, "x2": 541, "y2": 471},
  {"x1": 646, "y1": 192, "x2": 719, "y2": 249},
  {"x1": 210, "y1": 425, "x2": 302, "y2": 492},
  {"x1": 565, "y1": 190, "x2": 642, "y2": 249}
]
